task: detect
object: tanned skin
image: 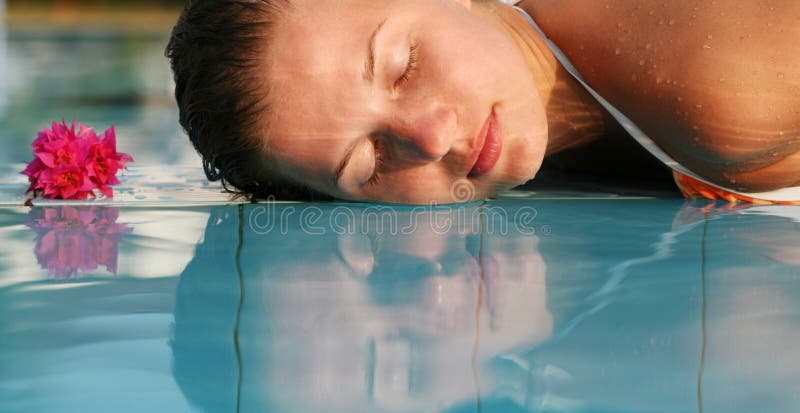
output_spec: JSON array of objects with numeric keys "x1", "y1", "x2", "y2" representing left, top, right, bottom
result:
[{"x1": 518, "y1": 0, "x2": 800, "y2": 192}]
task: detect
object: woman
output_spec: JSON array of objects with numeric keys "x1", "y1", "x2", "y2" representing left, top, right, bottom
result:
[{"x1": 166, "y1": 0, "x2": 800, "y2": 204}]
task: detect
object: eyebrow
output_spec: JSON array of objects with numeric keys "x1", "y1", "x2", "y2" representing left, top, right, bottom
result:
[
  {"x1": 363, "y1": 19, "x2": 387, "y2": 83},
  {"x1": 335, "y1": 20, "x2": 387, "y2": 186}
]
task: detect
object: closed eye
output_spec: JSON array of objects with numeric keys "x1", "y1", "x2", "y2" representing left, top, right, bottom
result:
[
  {"x1": 364, "y1": 136, "x2": 385, "y2": 187},
  {"x1": 394, "y1": 41, "x2": 419, "y2": 89}
]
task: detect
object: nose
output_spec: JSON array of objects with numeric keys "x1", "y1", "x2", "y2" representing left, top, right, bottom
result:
[{"x1": 388, "y1": 105, "x2": 457, "y2": 161}]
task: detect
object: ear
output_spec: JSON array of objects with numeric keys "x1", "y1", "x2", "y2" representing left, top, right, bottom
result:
[{"x1": 452, "y1": 0, "x2": 472, "y2": 10}]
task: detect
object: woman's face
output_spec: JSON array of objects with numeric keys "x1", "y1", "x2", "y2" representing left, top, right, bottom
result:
[{"x1": 264, "y1": 0, "x2": 548, "y2": 203}]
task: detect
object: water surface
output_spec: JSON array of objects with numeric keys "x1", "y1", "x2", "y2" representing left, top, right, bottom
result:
[{"x1": 2, "y1": 200, "x2": 799, "y2": 412}]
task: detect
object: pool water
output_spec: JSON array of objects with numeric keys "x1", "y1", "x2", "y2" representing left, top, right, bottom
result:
[
  {"x1": 2, "y1": 20, "x2": 800, "y2": 413},
  {"x1": 2, "y1": 201, "x2": 800, "y2": 413}
]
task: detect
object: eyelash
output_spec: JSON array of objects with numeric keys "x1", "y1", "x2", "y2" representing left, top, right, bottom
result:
[
  {"x1": 366, "y1": 42, "x2": 418, "y2": 187},
  {"x1": 365, "y1": 137, "x2": 384, "y2": 187},
  {"x1": 394, "y1": 41, "x2": 419, "y2": 89}
]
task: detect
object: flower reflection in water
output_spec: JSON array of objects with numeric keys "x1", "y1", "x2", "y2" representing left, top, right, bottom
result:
[{"x1": 26, "y1": 206, "x2": 132, "y2": 279}]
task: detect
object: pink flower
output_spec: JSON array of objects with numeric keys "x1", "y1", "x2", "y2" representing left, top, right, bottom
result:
[
  {"x1": 26, "y1": 206, "x2": 133, "y2": 279},
  {"x1": 21, "y1": 121, "x2": 133, "y2": 200},
  {"x1": 38, "y1": 165, "x2": 97, "y2": 200},
  {"x1": 86, "y1": 126, "x2": 134, "y2": 197}
]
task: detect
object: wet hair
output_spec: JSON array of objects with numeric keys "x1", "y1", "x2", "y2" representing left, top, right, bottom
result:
[{"x1": 166, "y1": 0, "x2": 332, "y2": 201}]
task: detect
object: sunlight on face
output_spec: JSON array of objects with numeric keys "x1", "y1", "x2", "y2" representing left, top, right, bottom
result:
[{"x1": 264, "y1": 0, "x2": 548, "y2": 203}]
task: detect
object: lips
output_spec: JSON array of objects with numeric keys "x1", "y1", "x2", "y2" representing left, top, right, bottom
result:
[{"x1": 468, "y1": 109, "x2": 502, "y2": 178}]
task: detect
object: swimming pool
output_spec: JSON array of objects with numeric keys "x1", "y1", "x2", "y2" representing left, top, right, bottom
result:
[{"x1": 1, "y1": 21, "x2": 800, "y2": 413}]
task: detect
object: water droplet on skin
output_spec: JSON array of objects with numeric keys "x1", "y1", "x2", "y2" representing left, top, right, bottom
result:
[
  {"x1": 777, "y1": 72, "x2": 786, "y2": 79},
  {"x1": 707, "y1": 34, "x2": 713, "y2": 40},
  {"x1": 639, "y1": 59, "x2": 646, "y2": 65},
  {"x1": 645, "y1": 43, "x2": 652, "y2": 49},
  {"x1": 649, "y1": 10, "x2": 655, "y2": 15},
  {"x1": 669, "y1": 19, "x2": 676, "y2": 25},
  {"x1": 617, "y1": 22, "x2": 624, "y2": 29},
  {"x1": 696, "y1": 104, "x2": 703, "y2": 108},
  {"x1": 702, "y1": 44, "x2": 712, "y2": 49},
  {"x1": 677, "y1": 96, "x2": 684, "y2": 102},
  {"x1": 779, "y1": 131, "x2": 785, "y2": 136},
  {"x1": 615, "y1": 48, "x2": 622, "y2": 55},
  {"x1": 656, "y1": 77, "x2": 664, "y2": 84},
  {"x1": 659, "y1": 19, "x2": 665, "y2": 25}
]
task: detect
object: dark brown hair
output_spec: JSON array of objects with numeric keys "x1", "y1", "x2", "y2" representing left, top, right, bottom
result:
[{"x1": 166, "y1": 0, "x2": 331, "y2": 201}]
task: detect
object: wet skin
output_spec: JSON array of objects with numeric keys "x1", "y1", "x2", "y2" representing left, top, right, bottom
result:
[
  {"x1": 519, "y1": 0, "x2": 800, "y2": 192},
  {"x1": 264, "y1": 0, "x2": 549, "y2": 204},
  {"x1": 262, "y1": 0, "x2": 800, "y2": 203}
]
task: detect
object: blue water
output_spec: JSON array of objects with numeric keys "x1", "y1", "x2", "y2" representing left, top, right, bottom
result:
[
  {"x1": 2, "y1": 18, "x2": 800, "y2": 413},
  {"x1": 2, "y1": 201, "x2": 800, "y2": 412}
]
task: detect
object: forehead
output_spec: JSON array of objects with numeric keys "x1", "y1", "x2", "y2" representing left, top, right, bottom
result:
[
  {"x1": 260, "y1": 0, "x2": 421, "y2": 194},
  {"x1": 265, "y1": 0, "x2": 388, "y2": 140}
]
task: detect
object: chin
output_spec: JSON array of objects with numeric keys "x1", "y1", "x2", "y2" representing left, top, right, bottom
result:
[
  {"x1": 504, "y1": 148, "x2": 545, "y2": 187},
  {"x1": 500, "y1": 125, "x2": 546, "y2": 182},
  {"x1": 481, "y1": 169, "x2": 528, "y2": 196},
  {"x1": 522, "y1": 156, "x2": 543, "y2": 183}
]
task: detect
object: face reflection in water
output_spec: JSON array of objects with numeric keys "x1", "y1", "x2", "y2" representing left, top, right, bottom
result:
[
  {"x1": 263, "y1": 0, "x2": 548, "y2": 203},
  {"x1": 173, "y1": 204, "x2": 552, "y2": 412},
  {"x1": 4, "y1": 203, "x2": 800, "y2": 412},
  {"x1": 167, "y1": 201, "x2": 800, "y2": 413}
]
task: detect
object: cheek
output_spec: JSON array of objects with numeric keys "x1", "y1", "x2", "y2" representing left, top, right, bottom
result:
[
  {"x1": 390, "y1": 167, "x2": 452, "y2": 191},
  {"x1": 375, "y1": 168, "x2": 472, "y2": 203}
]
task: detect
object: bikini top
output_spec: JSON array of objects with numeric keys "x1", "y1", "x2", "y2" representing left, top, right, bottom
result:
[{"x1": 512, "y1": 5, "x2": 800, "y2": 203}]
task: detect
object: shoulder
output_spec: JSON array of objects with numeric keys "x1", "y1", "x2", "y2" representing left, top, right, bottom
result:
[{"x1": 526, "y1": 0, "x2": 800, "y2": 191}]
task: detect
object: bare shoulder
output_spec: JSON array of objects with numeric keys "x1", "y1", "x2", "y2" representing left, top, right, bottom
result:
[{"x1": 523, "y1": 0, "x2": 800, "y2": 191}]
